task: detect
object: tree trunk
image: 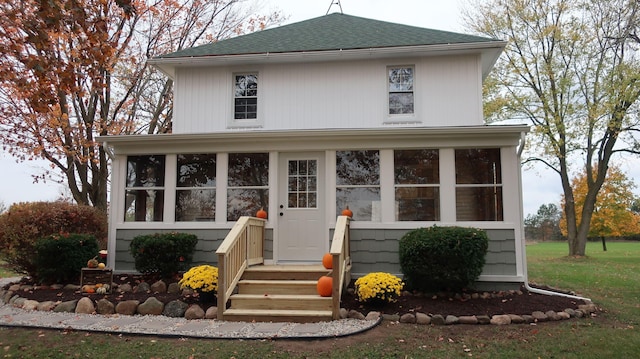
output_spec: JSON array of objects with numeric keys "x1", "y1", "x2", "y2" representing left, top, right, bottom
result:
[{"x1": 601, "y1": 236, "x2": 607, "y2": 251}]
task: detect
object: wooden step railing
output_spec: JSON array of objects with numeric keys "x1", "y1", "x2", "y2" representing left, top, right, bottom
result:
[
  {"x1": 330, "y1": 215, "x2": 351, "y2": 319},
  {"x1": 216, "y1": 216, "x2": 265, "y2": 320}
]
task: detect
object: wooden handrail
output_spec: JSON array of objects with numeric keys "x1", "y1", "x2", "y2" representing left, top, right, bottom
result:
[
  {"x1": 330, "y1": 215, "x2": 351, "y2": 320},
  {"x1": 216, "y1": 216, "x2": 265, "y2": 320}
]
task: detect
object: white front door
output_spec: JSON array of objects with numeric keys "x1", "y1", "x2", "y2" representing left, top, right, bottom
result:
[{"x1": 277, "y1": 152, "x2": 326, "y2": 262}]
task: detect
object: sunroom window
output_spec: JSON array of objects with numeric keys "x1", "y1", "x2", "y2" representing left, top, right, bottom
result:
[
  {"x1": 124, "y1": 155, "x2": 165, "y2": 222},
  {"x1": 455, "y1": 148, "x2": 503, "y2": 221},
  {"x1": 394, "y1": 149, "x2": 440, "y2": 221},
  {"x1": 234, "y1": 73, "x2": 258, "y2": 120},
  {"x1": 336, "y1": 150, "x2": 381, "y2": 221},
  {"x1": 176, "y1": 154, "x2": 216, "y2": 221},
  {"x1": 227, "y1": 153, "x2": 269, "y2": 221},
  {"x1": 388, "y1": 66, "x2": 414, "y2": 115}
]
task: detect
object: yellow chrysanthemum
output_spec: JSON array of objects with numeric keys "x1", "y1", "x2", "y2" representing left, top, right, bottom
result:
[
  {"x1": 178, "y1": 265, "x2": 219, "y2": 292},
  {"x1": 354, "y1": 272, "x2": 404, "y2": 303}
]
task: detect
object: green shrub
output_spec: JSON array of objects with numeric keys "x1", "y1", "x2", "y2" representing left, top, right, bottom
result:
[
  {"x1": 34, "y1": 234, "x2": 99, "y2": 284},
  {"x1": 399, "y1": 226, "x2": 489, "y2": 292},
  {"x1": 130, "y1": 232, "x2": 198, "y2": 278},
  {"x1": 0, "y1": 201, "x2": 107, "y2": 277}
]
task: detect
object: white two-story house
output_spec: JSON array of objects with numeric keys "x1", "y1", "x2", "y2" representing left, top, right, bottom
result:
[{"x1": 100, "y1": 13, "x2": 529, "y2": 290}]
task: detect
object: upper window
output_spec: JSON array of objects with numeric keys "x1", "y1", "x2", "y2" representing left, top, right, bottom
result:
[
  {"x1": 234, "y1": 74, "x2": 258, "y2": 120},
  {"x1": 336, "y1": 150, "x2": 381, "y2": 221},
  {"x1": 455, "y1": 149, "x2": 503, "y2": 221},
  {"x1": 125, "y1": 155, "x2": 165, "y2": 222},
  {"x1": 388, "y1": 67, "x2": 414, "y2": 115},
  {"x1": 394, "y1": 149, "x2": 440, "y2": 221},
  {"x1": 227, "y1": 153, "x2": 269, "y2": 221},
  {"x1": 176, "y1": 154, "x2": 216, "y2": 222}
]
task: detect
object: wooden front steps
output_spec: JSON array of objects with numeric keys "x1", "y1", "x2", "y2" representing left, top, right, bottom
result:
[{"x1": 222, "y1": 264, "x2": 333, "y2": 323}]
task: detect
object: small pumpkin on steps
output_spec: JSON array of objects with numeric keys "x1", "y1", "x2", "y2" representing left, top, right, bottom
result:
[
  {"x1": 322, "y1": 253, "x2": 333, "y2": 269},
  {"x1": 341, "y1": 206, "x2": 353, "y2": 218},
  {"x1": 256, "y1": 207, "x2": 268, "y2": 219},
  {"x1": 317, "y1": 275, "x2": 333, "y2": 297}
]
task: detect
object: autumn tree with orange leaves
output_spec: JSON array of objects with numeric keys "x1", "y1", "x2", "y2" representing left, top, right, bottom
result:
[
  {"x1": 560, "y1": 166, "x2": 640, "y2": 250},
  {"x1": 0, "y1": 0, "x2": 281, "y2": 212}
]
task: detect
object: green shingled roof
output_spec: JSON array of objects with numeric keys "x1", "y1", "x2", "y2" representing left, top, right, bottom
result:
[{"x1": 157, "y1": 13, "x2": 499, "y2": 59}]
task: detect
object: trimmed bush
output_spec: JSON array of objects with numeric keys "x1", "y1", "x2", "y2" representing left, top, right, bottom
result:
[
  {"x1": 399, "y1": 226, "x2": 489, "y2": 292},
  {"x1": 0, "y1": 201, "x2": 107, "y2": 277},
  {"x1": 34, "y1": 234, "x2": 99, "y2": 284},
  {"x1": 130, "y1": 232, "x2": 198, "y2": 278}
]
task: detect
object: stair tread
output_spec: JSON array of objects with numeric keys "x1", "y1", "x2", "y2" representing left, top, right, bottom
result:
[
  {"x1": 231, "y1": 295, "x2": 327, "y2": 299},
  {"x1": 245, "y1": 265, "x2": 327, "y2": 272},
  {"x1": 239, "y1": 279, "x2": 318, "y2": 284},
  {"x1": 224, "y1": 308, "x2": 332, "y2": 316}
]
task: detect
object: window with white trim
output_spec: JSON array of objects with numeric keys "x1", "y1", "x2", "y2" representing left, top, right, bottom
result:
[
  {"x1": 124, "y1": 155, "x2": 165, "y2": 222},
  {"x1": 394, "y1": 149, "x2": 440, "y2": 221},
  {"x1": 227, "y1": 153, "x2": 269, "y2": 221},
  {"x1": 455, "y1": 148, "x2": 503, "y2": 221},
  {"x1": 234, "y1": 73, "x2": 258, "y2": 120},
  {"x1": 336, "y1": 150, "x2": 381, "y2": 221},
  {"x1": 388, "y1": 66, "x2": 414, "y2": 115},
  {"x1": 175, "y1": 154, "x2": 216, "y2": 221}
]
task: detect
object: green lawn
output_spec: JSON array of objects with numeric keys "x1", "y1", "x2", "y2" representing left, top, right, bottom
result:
[
  {"x1": 0, "y1": 241, "x2": 638, "y2": 358},
  {"x1": 0, "y1": 259, "x2": 20, "y2": 278}
]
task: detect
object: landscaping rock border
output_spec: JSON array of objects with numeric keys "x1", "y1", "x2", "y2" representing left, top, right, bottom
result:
[{"x1": 0, "y1": 279, "x2": 597, "y2": 325}]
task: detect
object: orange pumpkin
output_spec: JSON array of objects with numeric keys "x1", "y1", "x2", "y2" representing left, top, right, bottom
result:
[
  {"x1": 322, "y1": 253, "x2": 333, "y2": 269},
  {"x1": 341, "y1": 206, "x2": 353, "y2": 218},
  {"x1": 256, "y1": 207, "x2": 268, "y2": 219},
  {"x1": 317, "y1": 276, "x2": 333, "y2": 297}
]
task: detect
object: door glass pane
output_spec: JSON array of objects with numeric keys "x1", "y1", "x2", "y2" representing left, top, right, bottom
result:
[{"x1": 288, "y1": 159, "x2": 317, "y2": 208}]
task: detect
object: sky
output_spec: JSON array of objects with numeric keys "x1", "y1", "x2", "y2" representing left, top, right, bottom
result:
[{"x1": 0, "y1": 0, "x2": 638, "y2": 216}]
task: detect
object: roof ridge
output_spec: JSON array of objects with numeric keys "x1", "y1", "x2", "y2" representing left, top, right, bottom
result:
[{"x1": 156, "y1": 13, "x2": 500, "y2": 59}]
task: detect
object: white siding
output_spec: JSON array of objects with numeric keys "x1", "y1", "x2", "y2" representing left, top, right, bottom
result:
[{"x1": 172, "y1": 55, "x2": 483, "y2": 133}]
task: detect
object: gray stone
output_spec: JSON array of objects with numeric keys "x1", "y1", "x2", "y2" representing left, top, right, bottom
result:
[
  {"x1": 12, "y1": 297, "x2": 26, "y2": 307},
  {"x1": 430, "y1": 314, "x2": 445, "y2": 325},
  {"x1": 490, "y1": 315, "x2": 511, "y2": 325},
  {"x1": 557, "y1": 311, "x2": 571, "y2": 320},
  {"x1": 75, "y1": 297, "x2": 95, "y2": 314},
  {"x1": 458, "y1": 316, "x2": 478, "y2": 325},
  {"x1": 477, "y1": 315, "x2": 491, "y2": 324},
  {"x1": 184, "y1": 304, "x2": 205, "y2": 320},
  {"x1": 50, "y1": 284, "x2": 64, "y2": 290},
  {"x1": 134, "y1": 282, "x2": 151, "y2": 293},
  {"x1": 574, "y1": 310, "x2": 585, "y2": 318},
  {"x1": 365, "y1": 311, "x2": 381, "y2": 321},
  {"x1": 546, "y1": 310, "x2": 562, "y2": 321},
  {"x1": 8, "y1": 284, "x2": 21, "y2": 292},
  {"x1": 163, "y1": 300, "x2": 189, "y2": 318},
  {"x1": 115, "y1": 300, "x2": 139, "y2": 315},
  {"x1": 564, "y1": 308, "x2": 576, "y2": 317},
  {"x1": 382, "y1": 313, "x2": 400, "y2": 322},
  {"x1": 205, "y1": 306, "x2": 218, "y2": 319},
  {"x1": 508, "y1": 314, "x2": 525, "y2": 324},
  {"x1": 118, "y1": 283, "x2": 132, "y2": 293},
  {"x1": 53, "y1": 300, "x2": 77, "y2": 313},
  {"x1": 37, "y1": 301, "x2": 57, "y2": 311},
  {"x1": 416, "y1": 312, "x2": 431, "y2": 325},
  {"x1": 339, "y1": 308, "x2": 348, "y2": 319},
  {"x1": 137, "y1": 297, "x2": 164, "y2": 315},
  {"x1": 445, "y1": 315, "x2": 459, "y2": 325},
  {"x1": 531, "y1": 311, "x2": 548, "y2": 322},
  {"x1": 578, "y1": 303, "x2": 597, "y2": 314},
  {"x1": 167, "y1": 282, "x2": 181, "y2": 294},
  {"x1": 522, "y1": 314, "x2": 535, "y2": 323},
  {"x1": 96, "y1": 299, "x2": 115, "y2": 315},
  {"x1": 399, "y1": 313, "x2": 416, "y2": 324},
  {"x1": 3, "y1": 290, "x2": 14, "y2": 304},
  {"x1": 20, "y1": 285, "x2": 33, "y2": 291},
  {"x1": 22, "y1": 299, "x2": 39, "y2": 311},
  {"x1": 150, "y1": 280, "x2": 167, "y2": 294},
  {"x1": 347, "y1": 310, "x2": 365, "y2": 320}
]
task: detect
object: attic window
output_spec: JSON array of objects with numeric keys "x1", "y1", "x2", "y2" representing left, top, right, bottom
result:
[
  {"x1": 388, "y1": 67, "x2": 414, "y2": 115},
  {"x1": 234, "y1": 73, "x2": 258, "y2": 120}
]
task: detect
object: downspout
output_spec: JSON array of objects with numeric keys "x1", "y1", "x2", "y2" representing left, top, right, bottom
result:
[{"x1": 516, "y1": 131, "x2": 591, "y2": 302}]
